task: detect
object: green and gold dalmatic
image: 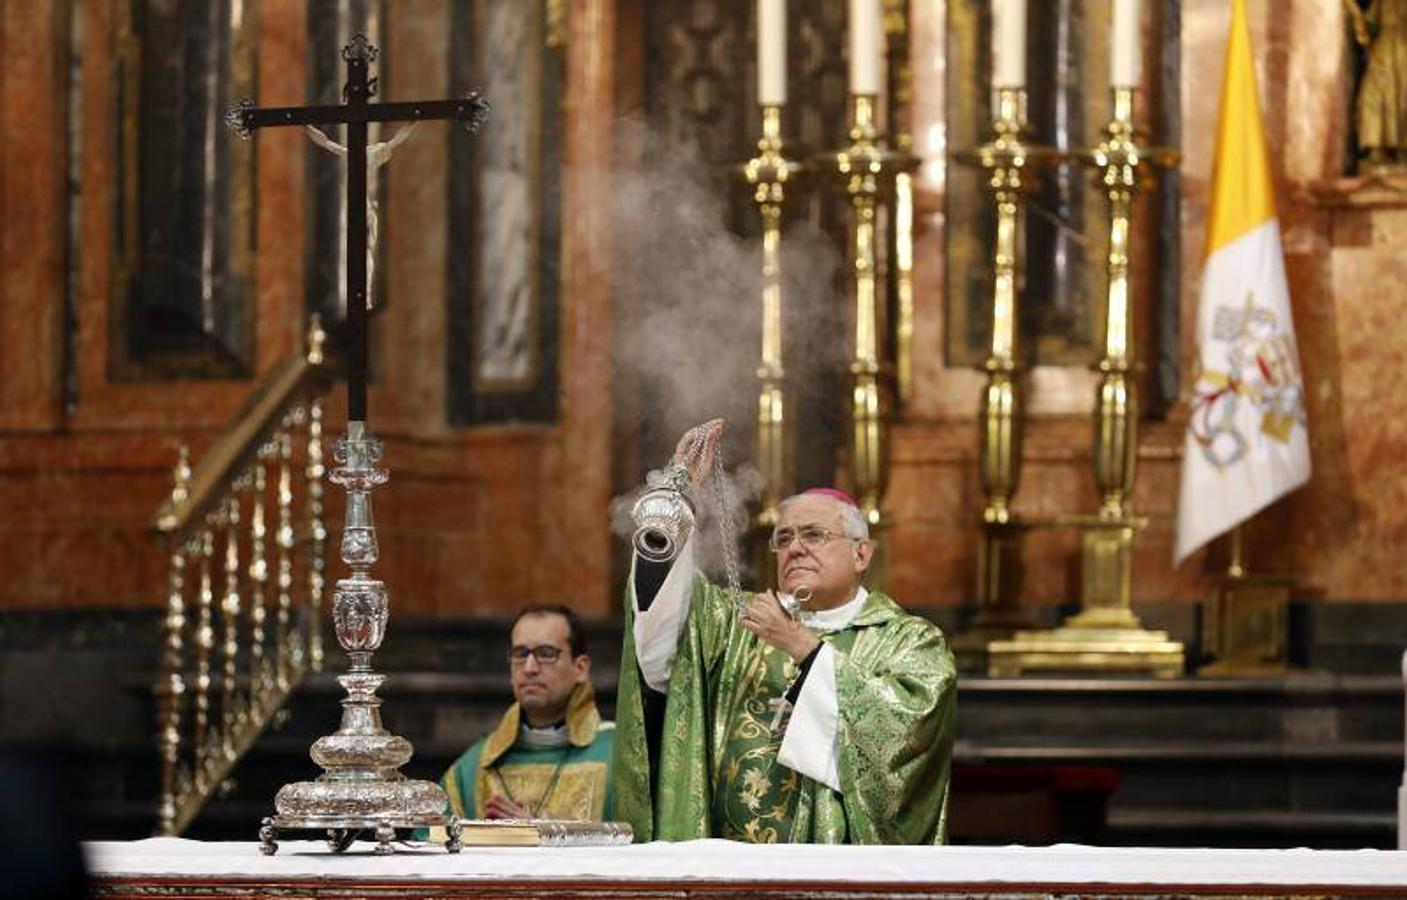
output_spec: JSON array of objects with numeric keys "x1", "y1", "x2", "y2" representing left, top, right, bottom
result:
[{"x1": 614, "y1": 578, "x2": 956, "y2": 844}]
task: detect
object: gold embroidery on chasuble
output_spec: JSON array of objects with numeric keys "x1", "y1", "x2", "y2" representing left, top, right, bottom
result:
[
  {"x1": 474, "y1": 761, "x2": 608, "y2": 821},
  {"x1": 714, "y1": 646, "x2": 803, "y2": 842}
]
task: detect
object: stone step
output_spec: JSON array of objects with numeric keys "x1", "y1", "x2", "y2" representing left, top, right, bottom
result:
[
  {"x1": 957, "y1": 675, "x2": 1404, "y2": 745},
  {"x1": 1104, "y1": 808, "x2": 1398, "y2": 849}
]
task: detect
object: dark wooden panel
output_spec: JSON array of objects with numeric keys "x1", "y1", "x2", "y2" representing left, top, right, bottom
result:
[{"x1": 111, "y1": 0, "x2": 257, "y2": 378}]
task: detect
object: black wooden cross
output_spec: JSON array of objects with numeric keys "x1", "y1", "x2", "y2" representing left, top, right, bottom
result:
[{"x1": 227, "y1": 34, "x2": 489, "y2": 423}]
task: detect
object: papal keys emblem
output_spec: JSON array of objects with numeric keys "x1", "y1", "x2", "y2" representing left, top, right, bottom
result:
[{"x1": 1189, "y1": 291, "x2": 1307, "y2": 471}]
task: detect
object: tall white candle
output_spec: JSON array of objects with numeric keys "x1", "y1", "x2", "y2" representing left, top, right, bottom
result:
[
  {"x1": 758, "y1": 0, "x2": 787, "y2": 105},
  {"x1": 754, "y1": 0, "x2": 787, "y2": 104},
  {"x1": 1110, "y1": 0, "x2": 1142, "y2": 87},
  {"x1": 849, "y1": 0, "x2": 881, "y2": 96},
  {"x1": 991, "y1": 0, "x2": 1027, "y2": 88}
]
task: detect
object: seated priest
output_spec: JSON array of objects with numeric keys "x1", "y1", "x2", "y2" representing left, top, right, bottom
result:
[
  {"x1": 614, "y1": 422, "x2": 957, "y2": 844},
  {"x1": 424, "y1": 604, "x2": 616, "y2": 830}
]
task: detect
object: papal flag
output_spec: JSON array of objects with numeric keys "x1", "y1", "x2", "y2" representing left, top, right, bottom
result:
[{"x1": 1173, "y1": 0, "x2": 1311, "y2": 564}]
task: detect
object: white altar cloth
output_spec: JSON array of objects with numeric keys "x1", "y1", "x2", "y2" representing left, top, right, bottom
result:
[{"x1": 87, "y1": 838, "x2": 1407, "y2": 890}]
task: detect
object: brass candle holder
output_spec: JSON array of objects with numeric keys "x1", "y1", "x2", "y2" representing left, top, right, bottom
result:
[
  {"x1": 987, "y1": 86, "x2": 1183, "y2": 678},
  {"x1": 884, "y1": 0, "x2": 917, "y2": 403},
  {"x1": 815, "y1": 94, "x2": 917, "y2": 566},
  {"x1": 950, "y1": 88, "x2": 1055, "y2": 668},
  {"x1": 738, "y1": 104, "x2": 803, "y2": 579}
]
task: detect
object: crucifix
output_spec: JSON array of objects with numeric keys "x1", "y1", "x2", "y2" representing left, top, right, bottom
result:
[
  {"x1": 227, "y1": 32, "x2": 489, "y2": 424},
  {"x1": 227, "y1": 34, "x2": 490, "y2": 856}
]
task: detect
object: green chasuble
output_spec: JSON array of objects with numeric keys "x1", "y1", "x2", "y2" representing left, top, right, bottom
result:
[
  {"x1": 423, "y1": 682, "x2": 616, "y2": 839},
  {"x1": 614, "y1": 575, "x2": 957, "y2": 844}
]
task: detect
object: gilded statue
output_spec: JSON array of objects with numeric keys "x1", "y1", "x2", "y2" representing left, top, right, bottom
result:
[{"x1": 1344, "y1": 0, "x2": 1407, "y2": 172}]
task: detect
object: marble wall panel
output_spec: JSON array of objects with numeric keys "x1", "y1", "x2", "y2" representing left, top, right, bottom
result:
[
  {"x1": 379, "y1": 0, "x2": 450, "y2": 434},
  {"x1": 0, "y1": 433, "x2": 186, "y2": 607},
  {"x1": 550, "y1": 0, "x2": 617, "y2": 616},
  {"x1": 1283, "y1": 193, "x2": 1407, "y2": 598},
  {"x1": 0, "y1": 2, "x2": 67, "y2": 430},
  {"x1": 255, "y1": 0, "x2": 308, "y2": 372}
]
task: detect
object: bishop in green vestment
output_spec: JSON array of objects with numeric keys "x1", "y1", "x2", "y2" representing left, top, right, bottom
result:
[{"x1": 614, "y1": 445, "x2": 956, "y2": 845}]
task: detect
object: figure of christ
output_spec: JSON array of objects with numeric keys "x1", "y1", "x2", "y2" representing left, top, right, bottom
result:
[
  {"x1": 613, "y1": 421, "x2": 957, "y2": 844},
  {"x1": 305, "y1": 122, "x2": 419, "y2": 309}
]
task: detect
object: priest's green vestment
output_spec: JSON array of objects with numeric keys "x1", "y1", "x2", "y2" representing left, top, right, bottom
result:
[{"x1": 614, "y1": 559, "x2": 956, "y2": 844}]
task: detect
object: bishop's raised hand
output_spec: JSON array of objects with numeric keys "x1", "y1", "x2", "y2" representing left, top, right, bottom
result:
[{"x1": 670, "y1": 418, "x2": 725, "y2": 487}]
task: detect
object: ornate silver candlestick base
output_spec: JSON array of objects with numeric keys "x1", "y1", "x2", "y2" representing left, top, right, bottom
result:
[{"x1": 259, "y1": 421, "x2": 461, "y2": 856}]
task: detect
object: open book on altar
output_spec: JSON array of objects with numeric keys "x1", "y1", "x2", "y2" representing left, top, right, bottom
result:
[{"x1": 432, "y1": 820, "x2": 634, "y2": 847}]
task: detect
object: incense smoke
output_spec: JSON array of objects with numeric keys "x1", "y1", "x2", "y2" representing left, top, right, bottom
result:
[{"x1": 608, "y1": 119, "x2": 848, "y2": 581}]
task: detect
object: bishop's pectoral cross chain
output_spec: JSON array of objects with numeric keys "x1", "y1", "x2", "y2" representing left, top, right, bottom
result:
[{"x1": 226, "y1": 33, "x2": 489, "y2": 424}]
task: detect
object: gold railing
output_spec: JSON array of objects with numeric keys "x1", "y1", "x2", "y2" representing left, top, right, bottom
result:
[{"x1": 154, "y1": 320, "x2": 333, "y2": 835}]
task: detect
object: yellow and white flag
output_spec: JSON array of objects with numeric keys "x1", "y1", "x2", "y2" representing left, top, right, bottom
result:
[{"x1": 1173, "y1": 0, "x2": 1310, "y2": 564}]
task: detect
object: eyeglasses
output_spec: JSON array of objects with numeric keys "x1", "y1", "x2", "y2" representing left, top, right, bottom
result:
[
  {"x1": 768, "y1": 525, "x2": 854, "y2": 553},
  {"x1": 509, "y1": 645, "x2": 569, "y2": 666}
]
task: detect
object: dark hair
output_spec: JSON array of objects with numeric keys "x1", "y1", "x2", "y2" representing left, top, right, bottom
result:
[{"x1": 510, "y1": 604, "x2": 588, "y2": 657}]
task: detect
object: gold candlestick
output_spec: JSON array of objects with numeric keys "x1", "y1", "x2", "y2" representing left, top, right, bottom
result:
[
  {"x1": 987, "y1": 86, "x2": 1183, "y2": 678},
  {"x1": 816, "y1": 95, "x2": 916, "y2": 556},
  {"x1": 745, "y1": 105, "x2": 801, "y2": 529},
  {"x1": 884, "y1": 0, "x2": 917, "y2": 403},
  {"x1": 975, "y1": 88, "x2": 1029, "y2": 531},
  {"x1": 1073, "y1": 85, "x2": 1165, "y2": 626},
  {"x1": 950, "y1": 88, "x2": 1054, "y2": 668},
  {"x1": 894, "y1": 170, "x2": 916, "y2": 401},
  {"x1": 738, "y1": 105, "x2": 803, "y2": 582}
]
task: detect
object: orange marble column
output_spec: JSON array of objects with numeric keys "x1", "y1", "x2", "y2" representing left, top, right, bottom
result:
[
  {"x1": 255, "y1": 0, "x2": 308, "y2": 371},
  {"x1": 549, "y1": 0, "x2": 616, "y2": 616},
  {"x1": 380, "y1": 0, "x2": 449, "y2": 435},
  {"x1": 0, "y1": 1, "x2": 66, "y2": 431},
  {"x1": 1280, "y1": 180, "x2": 1407, "y2": 599}
]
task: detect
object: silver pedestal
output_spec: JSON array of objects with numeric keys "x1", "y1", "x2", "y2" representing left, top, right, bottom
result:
[{"x1": 259, "y1": 421, "x2": 460, "y2": 855}]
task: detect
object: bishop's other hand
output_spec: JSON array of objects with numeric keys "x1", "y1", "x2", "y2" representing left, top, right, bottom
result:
[{"x1": 741, "y1": 591, "x2": 821, "y2": 663}]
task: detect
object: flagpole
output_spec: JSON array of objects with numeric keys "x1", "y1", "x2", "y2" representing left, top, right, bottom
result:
[{"x1": 1227, "y1": 524, "x2": 1246, "y2": 579}]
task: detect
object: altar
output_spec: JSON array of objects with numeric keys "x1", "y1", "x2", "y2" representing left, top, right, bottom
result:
[{"x1": 87, "y1": 839, "x2": 1407, "y2": 899}]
